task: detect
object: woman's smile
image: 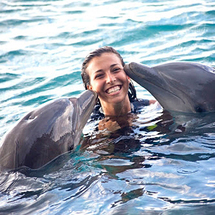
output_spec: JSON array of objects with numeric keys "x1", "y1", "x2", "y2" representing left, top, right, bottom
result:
[{"x1": 106, "y1": 85, "x2": 121, "y2": 94}]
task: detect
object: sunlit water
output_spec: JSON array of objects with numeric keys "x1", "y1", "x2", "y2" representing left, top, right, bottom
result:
[{"x1": 0, "y1": 0, "x2": 215, "y2": 214}]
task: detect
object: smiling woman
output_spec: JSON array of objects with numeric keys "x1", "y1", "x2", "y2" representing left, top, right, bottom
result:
[{"x1": 81, "y1": 46, "x2": 156, "y2": 121}]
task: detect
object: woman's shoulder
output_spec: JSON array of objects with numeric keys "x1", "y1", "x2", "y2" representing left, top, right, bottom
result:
[{"x1": 89, "y1": 98, "x2": 150, "y2": 121}]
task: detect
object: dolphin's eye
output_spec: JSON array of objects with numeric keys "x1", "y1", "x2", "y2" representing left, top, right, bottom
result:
[
  {"x1": 68, "y1": 145, "x2": 74, "y2": 151},
  {"x1": 194, "y1": 105, "x2": 205, "y2": 113}
]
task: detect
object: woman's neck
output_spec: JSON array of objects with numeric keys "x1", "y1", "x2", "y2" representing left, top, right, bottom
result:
[{"x1": 100, "y1": 96, "x2": 131, "y2": 117}]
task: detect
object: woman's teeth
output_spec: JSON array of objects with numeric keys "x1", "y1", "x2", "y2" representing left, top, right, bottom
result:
[{"x1": 107, "y1": 86, "x2": 120, "y2": 94}]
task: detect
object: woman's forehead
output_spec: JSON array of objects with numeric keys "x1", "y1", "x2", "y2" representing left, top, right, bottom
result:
[{"x1": 87, "y1": 53, "x2": 122, "y2": 72}]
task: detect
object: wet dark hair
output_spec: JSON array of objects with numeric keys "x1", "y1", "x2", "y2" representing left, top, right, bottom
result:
[{"x1": 81, "y1": 46, "x2": 137, "y2": 102}]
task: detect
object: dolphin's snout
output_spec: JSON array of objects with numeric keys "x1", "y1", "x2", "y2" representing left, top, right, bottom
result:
[
  {"x1": 124, "y1": 62, "x2": 135, "y2": 77},
  {"x1": 124, "y1": 62, "x2": 150, "y2": 80},
  {"x1": 124, "y1": 63, "x2": 130, "y2": 74}
]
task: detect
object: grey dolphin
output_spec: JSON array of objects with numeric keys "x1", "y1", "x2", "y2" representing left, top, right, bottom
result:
[
  {"x1": 124, "y1": 62, "x2": 215, "y2": 113},
  {"x1": 0, "y1": 90, "x2": 97, "y2": 170}
]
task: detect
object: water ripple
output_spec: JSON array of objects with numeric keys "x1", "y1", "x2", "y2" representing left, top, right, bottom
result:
[{"x1": 0, "y1": 0, "x2": 215, "y2": 214}]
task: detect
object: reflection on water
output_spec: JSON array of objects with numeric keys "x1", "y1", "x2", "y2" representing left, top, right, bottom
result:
[
  {"x1": 1, "y1": 105, "x2": 215, "y2": 214},
  {"x1": 1, "y1": 0, "x2": 215, "y2": 214}
]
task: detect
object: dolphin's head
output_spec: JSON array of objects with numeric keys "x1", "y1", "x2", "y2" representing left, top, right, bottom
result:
[
  {"x1": 51, "y1": 90, "x2": 97, "y2": 151},
  {"x1": 125, "y1": 62, "x2": 215, "y2": 113},
  {"x1": 0, "y1": 90, "x2": 97, "y2": 170},
  {"x1": 69, "y1": 90, "x2": 97, "y2": 148}
]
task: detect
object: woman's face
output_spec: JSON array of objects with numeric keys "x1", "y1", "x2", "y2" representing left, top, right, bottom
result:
[{"x1": 86, "y1": 52, "x2": 130, "y2": 106}]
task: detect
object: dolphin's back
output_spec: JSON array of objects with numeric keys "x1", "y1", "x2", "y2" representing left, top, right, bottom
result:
[{"x1": 154, "y1": 62, "x2": 215, "y2": 88}]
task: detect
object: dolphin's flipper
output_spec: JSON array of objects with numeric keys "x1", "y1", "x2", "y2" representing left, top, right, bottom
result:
[{"x1": 0, "y1": 90, "x2": 97, "y2": 170}]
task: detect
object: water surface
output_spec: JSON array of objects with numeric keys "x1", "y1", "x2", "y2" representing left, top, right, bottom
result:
[{"x1": 0, "y1": 0, "x2": 215, "y2": 214}]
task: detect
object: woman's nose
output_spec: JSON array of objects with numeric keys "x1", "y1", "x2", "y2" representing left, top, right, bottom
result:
[{"x1": 106, "y1": 72, "x2": 116, "y2": 83}]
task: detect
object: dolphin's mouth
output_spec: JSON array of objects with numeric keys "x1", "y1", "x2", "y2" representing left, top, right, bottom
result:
[{"x1": 143, "y1": 78, "x2": 186, "y2": 104}]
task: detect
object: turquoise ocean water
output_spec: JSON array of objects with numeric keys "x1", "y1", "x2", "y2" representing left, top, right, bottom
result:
[{"x1": 0, "y1": 0, "x2": 215, "y2": 214}]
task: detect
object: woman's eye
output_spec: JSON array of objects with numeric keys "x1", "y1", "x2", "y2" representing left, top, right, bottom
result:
[
  {"x1": 113, "y1": 68, "x2": 121, "y2": 72},
  {"x1": 95, "y1": 74, "x2": 104, "y2": 79}
]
